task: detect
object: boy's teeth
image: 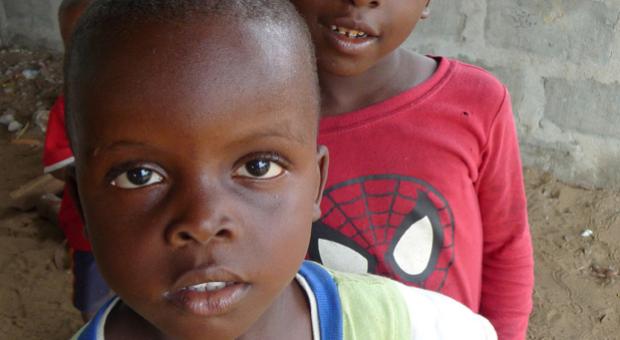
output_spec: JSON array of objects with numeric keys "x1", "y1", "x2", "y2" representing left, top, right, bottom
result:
[
  {"x1": 186, "y1": 282, "x2": 229, "y2": 292},
  {"x1": 330, "y1": 25, "x2": 368, "y2": 38}
]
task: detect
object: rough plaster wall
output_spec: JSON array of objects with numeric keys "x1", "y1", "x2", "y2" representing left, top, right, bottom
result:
[
  {"x1": 0, "y1": 0, "x2": 62, "y2": 51},
  {"x1": 405, "y1": 0, "x2": 620, "y2": 189},
  {"x1": 0, "y1": 0, "x2": 8, "y2": 46}
]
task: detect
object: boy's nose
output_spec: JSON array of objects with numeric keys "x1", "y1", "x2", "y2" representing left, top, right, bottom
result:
[
  {"x1": 349, "y1": 0, "x2": 380, "y2": 8},
  {"x1": 167, "y1": 215, "x2": 234, "y2": 248},
  {"x1": 165, "y1": 185, "x2": 238, "y2": 248}
]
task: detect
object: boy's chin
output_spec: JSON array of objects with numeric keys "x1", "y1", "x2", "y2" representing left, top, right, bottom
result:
[{"x1": 317, "y1": 58, "x2": 373, "y2": 78}]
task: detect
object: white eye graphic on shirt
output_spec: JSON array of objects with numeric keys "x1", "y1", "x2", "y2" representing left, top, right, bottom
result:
[
  {"x1": 392, "y1": 216, "x2": 434, "y2": 276},
  {"x1": 318, "y1": 239, "x2": 369, "y2": 274}
]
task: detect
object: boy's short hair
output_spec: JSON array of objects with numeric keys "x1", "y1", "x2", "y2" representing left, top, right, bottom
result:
[
  {"x1": 64, "y1": 0, "x2": 318, "y2": 145},
  {"x1": 58, "y1": 0, "x2": 94, "y2": 47},
  {"x1": 59, "y1": 0, "x2": 92, "y2": 14}
]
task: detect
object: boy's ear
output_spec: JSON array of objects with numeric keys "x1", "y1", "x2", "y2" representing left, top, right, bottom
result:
[
  {"x1": 65, "y1": 166, "x2": 89, "y2": 238},
  {"x1": 421, "y1": 0, "x2": 431, "y2": 19},
  {"x1": 312, "y1": 145, "x2": 329, "y2": 222}
]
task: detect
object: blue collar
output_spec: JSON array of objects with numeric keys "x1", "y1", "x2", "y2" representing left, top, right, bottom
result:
[{"x1": 298, "y1": 261, "x2": 343, "y2": 340}]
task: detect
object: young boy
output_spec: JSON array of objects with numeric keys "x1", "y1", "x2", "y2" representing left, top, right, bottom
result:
[
  {"x1": 43, "y1": 0, "x2": 111, "y2": 321},
  {"x1": 66, "y1": 0, "x2": 496, "y2": 339},
  {"x1": 291, "y1": 1, "x2": 534, "y2": 339}
]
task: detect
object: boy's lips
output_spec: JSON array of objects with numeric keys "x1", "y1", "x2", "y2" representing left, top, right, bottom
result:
[
  {"x1": 165, "y1": 267, "x2": 250, "y2": 317},
  {"x1": 330, "y1": 17, "x2": 379, "y2": 37},
  {"x1": 321, "y1": 18, "x2": 379, "y2": 55}
]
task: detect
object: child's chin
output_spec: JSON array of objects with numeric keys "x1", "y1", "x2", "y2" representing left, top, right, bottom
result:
[{"x1": 319, "y1": 58, "x2": 372, "y2": 77}]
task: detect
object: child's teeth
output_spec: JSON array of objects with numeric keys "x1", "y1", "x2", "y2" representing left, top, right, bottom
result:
[
  {"x1": 331, "y1": 25, "x2": 368, "y2": 38},
  {"x1": 187, "y1": 282, "x2": 228, "y2": 292}
]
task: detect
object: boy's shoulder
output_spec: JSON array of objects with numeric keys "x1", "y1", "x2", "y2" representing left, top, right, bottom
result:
[
  {"x1": 433, "y1": 57, "x2": 509, "y2": 114},
  {"x1": 327, "y1": 269, "x2": 412, "y2": 339},
  {"x1": 311, "y1": 263, "x2": 497, "y2": 340},
  {"x1": 444, "y1": 58, "x2": 506, "y2": 93}
]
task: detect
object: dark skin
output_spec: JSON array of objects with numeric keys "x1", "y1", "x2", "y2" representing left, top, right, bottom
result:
[
  {"x1": 67, "y1": 18, "x2": 328, "y2": 340},
  {"x1": 291, "y1": 0, "x2": 436, "y2": 116}
]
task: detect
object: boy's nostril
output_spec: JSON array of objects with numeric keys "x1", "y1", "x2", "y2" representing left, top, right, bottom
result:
[
  {"x1": 216, "y1": 229, "x2": 232, "y2": 239},
  {"x1": 171, "y1": 226, "x2": 233, "y2": 246},
  {"x1": 370, "y1": 1, "x2": 379, "y2": 8},
  {"x1": 179, "y1": 231, "x2": 193, "y2": 241}
]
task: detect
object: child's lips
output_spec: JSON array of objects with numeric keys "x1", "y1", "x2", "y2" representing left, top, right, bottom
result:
[
  {"x1": 166, "y1": 283, "x2": 250, "y2": 317},
  {"x1": 323, "y1": 26, "x2": 377, "y2": 55},
  {"x1": 321, "y1": 18, "x2": 379, "y2": 55},
  {"x1": 165, "y1": 268, "x2": 250, "y2": 317},
  {"x1": 330, "y1": 17, "x2": 379, "y2": 38}
]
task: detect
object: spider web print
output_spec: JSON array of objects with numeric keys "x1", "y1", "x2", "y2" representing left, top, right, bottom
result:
[{"x1": 313, "y1": 174, "x2": 455, "y2": 291}]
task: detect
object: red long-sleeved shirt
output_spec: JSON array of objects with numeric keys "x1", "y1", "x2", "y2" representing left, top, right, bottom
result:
[{"x1": 309, "y1": 57, "x2": 534, "y2": 339}]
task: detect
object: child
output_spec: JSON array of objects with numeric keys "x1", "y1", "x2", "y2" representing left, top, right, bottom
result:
[
  {"x1": 291, "y1": 1, "x2": 534, "y2": 339},
  {"x1": 43, "y1": 0, "x2": 111, "y2": 321},
  {"x1": 66, "y1": 0, "x2": 496, "y2": 339}
]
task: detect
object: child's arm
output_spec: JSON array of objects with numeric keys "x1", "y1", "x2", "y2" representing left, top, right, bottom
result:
[
  {"x1": 396, "y1": 282, "x2": 497, "y2": 339},
  {"x1": 475, "y1": 89, "x2": 534, "y2": 340}
]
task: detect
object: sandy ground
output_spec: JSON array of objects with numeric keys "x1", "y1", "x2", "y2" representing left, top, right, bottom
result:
[{"x1": 0, "y1": 47, "x2": 618, "y2": 340}]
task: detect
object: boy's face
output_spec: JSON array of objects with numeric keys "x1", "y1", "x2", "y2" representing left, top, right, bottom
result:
[
  {"x1": 291, "y1": 0, "x2": 430, "y2": 76},
  {"x1": 69, "y1": 19, "x2": 326, "y2": 339}
]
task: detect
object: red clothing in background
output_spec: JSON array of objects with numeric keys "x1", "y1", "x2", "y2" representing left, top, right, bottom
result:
[
  {"x1": 309, "y1": 57, "x2": 533, "y2": 340},
  {"x1": 43, "y1": 96, "x2": 91, "y2": 251}
]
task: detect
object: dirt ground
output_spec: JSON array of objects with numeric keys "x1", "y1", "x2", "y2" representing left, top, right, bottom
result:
[{"x1": 0, "y1": 47, "x2": 618, "y2": 340}]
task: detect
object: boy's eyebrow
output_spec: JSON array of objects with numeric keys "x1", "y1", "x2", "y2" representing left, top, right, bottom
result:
[
  {"x1": 92, "y1": 122, "x2": 309, "y2": 155},
  {"x1": 89, "y1": 140, "x2": 151, "y2": 158},
  {"x1": 240, "y1": 123, "x2": 309, "y2": 145},
  {"x1": 97, "y1": 140, "x2": 150, "y2": 152}
]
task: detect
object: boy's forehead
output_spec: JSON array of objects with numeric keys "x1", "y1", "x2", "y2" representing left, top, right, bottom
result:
[
  {"x1": 72, "y1": 18, "x2": 317, "y2": 144},
  {"x1": 76, "y1": 17, "x2": 311, "y2": 96}
]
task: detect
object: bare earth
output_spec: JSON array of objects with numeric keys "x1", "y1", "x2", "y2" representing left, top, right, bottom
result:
[{"x1": 0, "y1": 47, "x2": 618, "y2": 340}]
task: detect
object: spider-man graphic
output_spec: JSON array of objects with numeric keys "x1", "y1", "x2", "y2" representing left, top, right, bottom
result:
[{"x1": 308, "y1": 174, "x2": 454, "y2": 291}]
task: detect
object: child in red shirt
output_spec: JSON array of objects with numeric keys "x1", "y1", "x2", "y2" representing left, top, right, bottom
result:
[
  {"x1": 43, "y1": 0, "x2": 111, "y2": 321},
  {"x1": 291, "y1": 1, "x2": 534, "y2": 338}
]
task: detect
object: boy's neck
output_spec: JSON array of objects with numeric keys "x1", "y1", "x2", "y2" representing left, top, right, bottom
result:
[
  {"x1": 239, "y1": 280, "x2": 312, "y2": 340},
  {"x1": 319, "y1": 49, "x2": 437, "y2": 117}
]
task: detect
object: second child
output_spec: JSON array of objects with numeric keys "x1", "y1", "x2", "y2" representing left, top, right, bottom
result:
[{"x1": 292, "y1": 1, "x2": 534, "y2": 339}]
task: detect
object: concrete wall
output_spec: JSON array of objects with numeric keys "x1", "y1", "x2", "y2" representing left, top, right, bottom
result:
[
  {"x1": 405, "y1": 0, "x2": 620, "y2": 189},
  {"x1": 1, "y1": 0, "x2": 619, "y2": 188},
  {"x1": 0, "y1": 1, "x2": 8, "y2": 46},
  {"x1": 0, "y1": 0, "x2": 62, "y2": 51}
]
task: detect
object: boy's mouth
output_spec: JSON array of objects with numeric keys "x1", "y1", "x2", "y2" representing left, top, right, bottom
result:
[
  {"x1": 330, "y1": 25, "x2": 369, "y2": 39},
  {"x1": 322, "y1": 21, "x2": 377, "y2": 56},
  {"x1": 165, "y1": 268, "x2": 250, "y2": 317},
  {"x1": 183, "y1": 281, "x2": 237, "y2": 293}
]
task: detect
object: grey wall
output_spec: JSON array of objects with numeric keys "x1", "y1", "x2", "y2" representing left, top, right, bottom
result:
[
  {"x1": 406, "y1": 0, "x2": 620, "y2": 189},
  {"x1": 0, "y1": 0, "x2": 62, "y2": 51},
  {"x1": 1, "y1": 0, "x2": 619, "y2": 188}
]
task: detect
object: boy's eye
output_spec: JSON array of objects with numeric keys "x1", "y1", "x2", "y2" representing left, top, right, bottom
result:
[
  {"x1": 235, "y1": 159, "x2": 285, "y2": 179},
  {"x1": 111, "y1": 168, "x2": 164, "y2": 189}
]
